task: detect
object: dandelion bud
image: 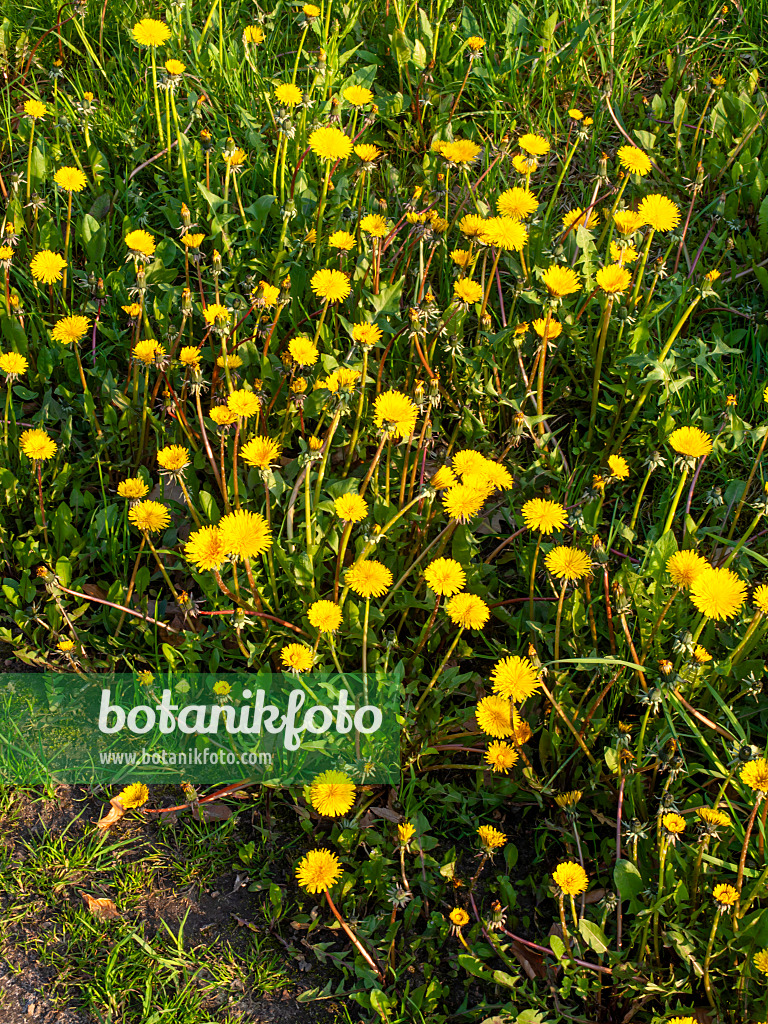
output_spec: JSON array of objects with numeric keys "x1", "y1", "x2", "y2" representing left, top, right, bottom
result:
[
  {"x1": 212, "y1": 249, "x2": 222, "y2": 275},
  {"x1": 135, "y1": 266, "x2": 147, "y2": 294},
  {"x1": 181, "y1": 287, "x2": 193, "y2": 315},
  {"x1": 180, "y1": 202, "x2": 191, "y2": 228}
]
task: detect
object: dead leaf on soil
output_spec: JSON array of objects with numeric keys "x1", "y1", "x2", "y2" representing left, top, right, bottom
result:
[
  {"x1": 370, "y1": 806, "x2": 401, "y2": 823},
  {"x1": 191, "y1": 801, "x2": 232, "y2": 822},
  {"x1": 232, "y1": 915, "x2": 259, "y2": 932},
  {"x1": 96, "y1": 798, "x2": 126, "y2": 831},
  {"x1": 81, "y1": 892, "x2": 120, "y2": 920}
]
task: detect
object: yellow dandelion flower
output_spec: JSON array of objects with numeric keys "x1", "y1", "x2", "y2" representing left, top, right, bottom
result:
[
  {"x1": 518, "y1": 133, "x2": 550, "y2": 156},
  {"x1": 668, "y1": 426, "x2": 712, "y2": 458},
  {"x1": 512, "y1": 153, "x2": 538, "y2": 174},
  {"x1": 608, "y1": 454, "x2": 630, "y2": 479},
  {"x1": 156, "y1": 444, "x2": 190, "y2": 473},
  {"x1": 374, "y1": 390, "x2": 418, "y2": 439},
  {"x1": 610, "y1": 240, "x2": 639, "y2": 263},
  {"x1": 346, "y1": 560, "x2": 393, "y2": 599},
  {"x1": 329, "y1": 230, "x2": 356, "y2": 251},
  {"x1": 179, "y1": 346, "x2": 201, "y2": 368},
  {"x1": 309, "y1": 770, "x2": 356, "y2": 816},
  {"x1": 57, "y1": 640, "x2": 75, "y2": 652},
  {"x1": 243, "y1": 25, "x2": 265, "y2": 44},
  {"x1": 477, "y1": 825, "x2": 507, "y2": 849},
  {"x1": 19, "y1": 429, "x2": 57, "y2": 462},
  {"x1": 532, "y1": 317, "x2": 563, "y2": 340},
  {"x1": 203, "y1": 303, "x2": 230, "y2": 325},
  {"x1": 275, "y1": 82, "x2": 303, "y2": 107},
  {"x1": 53, "y1": 166, "x2": 88, "y2": 192},
  {"x1": 132, "y1": 18, "x2": 171, "y2": 46},
  {"x1": 308, "y1": 600, "x2": 343, "y2": 633},
  {"x1": 0, "y1": 352, "x2": 28, "y2": 377},
  {"x1": 712, "y1": 882, "x2": 738, "y2": 909},
  {"x1": 596, "y1": 264, "x2": 632, "y2": 295},
  {"x1": 354, "y1": 143, "x2": 381, "y2": 163},
  {"x1": 24, "y1": 99, "x2": 46, "y2": 119},
  {"x1": 445, "y1": 593, "x2": 490, "y2": 630},
  {"x1": 450, "y1": 249, "x2": 473, "y2": 268},
  {"x1": 542, "y1": 264, "x2": 581, "y2": 298},
  {"x1": 351, "y1": 323, "x2": 382, "y2": 347},
  {"x1": 227, "y1": 390, "x2": 261, "y2": 419},
  {"x1": 181, "y1": 232, "x2": 205, "y2": 248},
  {"x1": 334, "y1": 493, "x2": 368, "y2": 523},
  {"x1": 430, "y1": 466, "x2": 457, "y2": 490},
  {"x1": 343, "y1": 85, "x2": 373, "y2": 106},
  {"x1": 125, "y1": 229, "x2": 156, "y2": 260},
  {"x1": 491, "y1": 656, "x2": 540, "y2": 702},
  {"x1": 666, "y1": 550, "x2": 708, "y2": 588},
  {"x1": 280, "y1": 643, "x2": 314, "y2": 673},
  {"x1": 475, "y1": 694, "x2": 513, "y2": 737},
  {"x1": 753, "y1": 584, "x2": 768, "y2": 614},
  {"x1": 562, "y1": 207, "x2": 598, "y2": 232},
  {"x1": 359, "y1": 214, "x2": 389, "y2": 237},
  {"x1": 697, "y1": 807, "x2": 731, "y2": 829},
  {"x1": 441, "y1": 139, "x2": 483, "y2": 165},
  {"x1": 117, "y1": 478, "x2": 149, "y2": 499},
  {"x1": 482, "y1": 216, "x2": 528, "y2": 251},
  {"x1": 449, "y1": 907, "x2": 470, "y2": 927},
  {"x1": 219, "y1": 510, "x2": 271, "y2": 558},
  {"x1": 184, "y1": 525, "x2": 227, "y2": 571},
  {"x1": 443, "y1": 483, "x2": 487, "y2": 523},
  {"x1": 638, "y1": 194, "x2": 681, "y2": 232},
  {"x1": 522, "y1": 498, "x2": 567, "y2": 534},
  {"x1": 662, "y1": 812, "x2": 686, "y2": 835},
  {"x1": 753, "y1": 949, "x2": 768, "y2": 976},
  {"x1": 513, "y1": 709, "x2": 533, "y2": 745},
  {"x1": 617, "y1": 145, "x2": 652, "y2": 176},
  {"x1": 424, "y1": 557, "x2": 466, "y2": 597},
  {"x1": 466, "y1": 36, "x2": 485, "y2": 50},
  {"x1": 741, "y1": 758, "x2": 768, "y2": 792},
  {"x1": 453, "y1": 278, "x2": 483, "y2": 304},
  {"x1": 209, "y1": 405, "x2": 238, "y2": 426},
  {"x1": 498, "y1": 189, "x2": 538, "y2": 222},
  {"x1": 690, "y1": 566, "x2": 746, "y2": 620},
  {"x1": 30, "y1": 250, "x2": 67, "y2": 284},
  {"x1": 545, "y1": 546, "x2": 592, "y2": 580},
  {"x1": 165, "y1": 58, "x2": 185, "y2": 75},
  {"x1": 240, "y1": 436, "x2": 281, "y2": 470},
  {"x1": 128, "y1": 500, "x2": 170, "y2": 534},
  {"x1": 693, "y1": 644, "x2": 712, "y2": 664},
  {"x1": 484, "y1": 741, "x2": 519, "y2": 773},
  {"x1": 118, "y1": 782, "x2": 149, "y2": 808},
  {"x1": 398, "y1": 822, "x2": 416, "y2": 845},
  {"x1": 295, "y1": 848, "x2": 343, "y2": 893},
  {"x1": 309, "y1": 125, "x2": 353, "y2": 162},
  {"x1": 51, "y1": 315, "x2": 90, "y2": 346},
  {"x1": 458, "y1": 214, "x2": 487, "y2": 238},
  {"x1": 311, "y1": 268, "x2": 350, "y2": 302},
  {"x1": 613, "y1": 210, "x2": 643, "y2": 235},
  {"x1": 552, "y1": 861, "x2": 588, "y2": 895}
]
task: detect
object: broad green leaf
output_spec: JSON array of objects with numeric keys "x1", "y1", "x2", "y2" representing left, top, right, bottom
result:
[
  {"x1": 578, "y1": 919, "x2": 610, "y2": 954},
  {"x1": 614, "y1": 858, "x2": 643, "y2": 899}
]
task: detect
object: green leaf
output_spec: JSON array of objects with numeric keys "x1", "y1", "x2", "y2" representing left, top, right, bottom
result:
[
  {"x1": 243, "y1": 195, "x2": 275, "y2": 239},
  {"x1": 458, "y1": 953, "x2": 493, "y2": 980},
  {"x1": 578, "y1": 919, "x2": 610, "y2": 954},
  {"x1": 492, "y1": 969, "x2": 517, "y2": 989},
  {"x1": 614, "y1": 858, "x2": 644, "y2": 900},
  {"x1": 549, "y1": 934, "x2": 565, "y2": 960},
  {"x1": 78, "y1": 213, "x2": 106, "y2": 264}
]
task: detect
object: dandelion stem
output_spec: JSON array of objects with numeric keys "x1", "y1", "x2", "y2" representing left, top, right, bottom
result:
[
  {"x1": 702, "y1": 910, "x2": 721, "y2": 1009},
  {"x1": 414, "y1": 628, "x2": 463, "y2": 714},
  {"x1": 726, "y1": 430, "x2": 768, "y2": 542},
  {"x1": 536, "y1": 309, "x2": 552, "y2": 437},
  {"x1": 662, "y1": 464, "x2": 690, "y2": 535},
  {"x1": 149, "y1": 48, "x2": 164, "y2": 151},
  {"x1": 553, "y1": 578, "x2": 568, "y2": 667},
  {"x1": 735, "y1": 793, "x2": 763, "y2": 904},
  {"x1": 587, "y1": 295, "x2": 614, "y2": 444},
  {"x1": 145, "y1": 534, "x2": 181, "y2": 603},
  {"x1": 115, "y1": 535, "x2": 147, "y2": 635},
  {"x1": 630, "y1": 227, "x2": 655, "y2": 310}
]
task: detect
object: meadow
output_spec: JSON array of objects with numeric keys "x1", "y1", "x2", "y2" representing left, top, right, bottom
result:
[{"x1": 0, "y1": 0, "x2": 767, "y2": 1020}]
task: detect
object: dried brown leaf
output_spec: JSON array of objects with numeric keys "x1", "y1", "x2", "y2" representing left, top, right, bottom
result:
[
  {"x1": 96, "y1": 798, "x2": 125, "y2": 831},
  {"x1": 81, "y1": 893, "x2": 120, "y2": 920}
]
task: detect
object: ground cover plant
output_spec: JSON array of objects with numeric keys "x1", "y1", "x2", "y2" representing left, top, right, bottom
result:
[{"x1": 0, "y1": 0, "x2": 768, "y2": 1019}]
